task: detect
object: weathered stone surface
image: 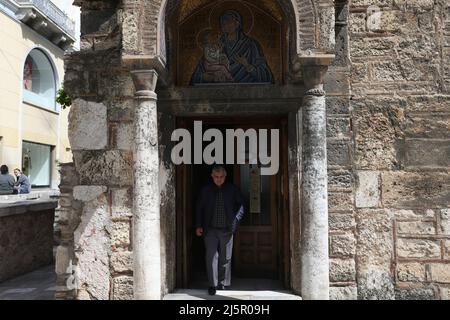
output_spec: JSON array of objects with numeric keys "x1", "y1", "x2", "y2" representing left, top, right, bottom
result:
[
  {"x1": 327, "y1": 96, "x2": 350, "y2": 115},
  {"x1": 397, "y1": 221, "x2": 436, "y2": 235},
  {"x1": 356, "y1": 171, "x2": 380, "y2": 208},
  {"x1": 404, "y1": 115, "x2": 450, "y2": 139},
  {"x1": 116, "y1": 123, "x2": 133, "y2": 151},
  {"x1": 349, "y1": 13, "x2": 365, "y2": 34},
  {"x1": 351, "y1": 37, "x2": 397, "y2": 58},
  {"x1": 73, "y1": 186, "x2": 108, "y2": 203},
  {"x1": 110, "y1": 221, "x2": 131, "y2": 248},
  {"x1": 111, "y1": 249, "x2": 133, "y2": 274},
  {"x1": 351, "y1": 0, "x2": 393, "y2": 6},
  {"x1": 445, "y1": 240, "x2": 450, "y2": 259},
  {"x1": 327, "y1": 117, "x2": 351, "y2": 139},
  {"x1": 108, "y1": 99, "x2": 134, "y2": 122},
  {"x1": 382, "y1": 172, "x2": 450, "y2": 208},
  {"x1": 430, "y1": 264, "x2": 450, "y2": 283},
  {"x1": 328, "y1": 170, "x2": 353, "y2": 191},
  {"x1": 406, "y1": 95, "x2": 450, "y2": 113},
  {"x1": 328, "y1": 140, "x2": 352, "y2": 167},
  {"x1": 352, "y1": 80, "x2": 440, "y2": 97},
  {"x1": 392, "y1": 0, "x2": 435, "y2": 11},
  {"x1": 330, "y1": 258, "x2": 356, "y2": 282},
  {"x1": 0, "y1": 210, "x2": 54, "y2": 282},
  {"x1": 97, "y1": 72, "x2": 135, "y2": 98},
  {"x1": 68, "y1": 99, "x2": 107, "y2": 151},
  {"x1": 111, "y1": 188, "x2": 133, "y2": 218},
  {"x1": 356, "y1": 209, "x2": 394, "y2": 300},
  {"x1": 324, "y1": 70, "x2": 351, "y2": 95},
  {"x1": 405, "y1": 139, "x2": 450, "y2": 168},
  {"x1": 353, "y1": 98, "x2": 405, "y2": 170},
  {"x1": 440, "y1": 209, "x2": 450, "y2": 235},
  {"x1": 329, "y1": 286, "x2": 358, "y2": 300},
  {"x1": 55, "y1": 246, "x2": 71, "y2": 276},
  {"x1": 388, "y1": 209, "x2": 436, "y2": 220},
  {"x1": 397, "y1": 263, "x2": 426, "y2": 282},
  {"x1": 112, "y1": 276, "x2": 133, "y2": 300},
  {"x1": 372, "y1": 61, "x2": 405, "y2": 82},
  {"x1": 329, "y1": 214, "x2": 356, "y2": 231},
  {"x1": 328, "y1": 192, "x2": 354, "y2": 212},
  {"x1": 439, "y1": 286, "x2": 450, "y2": 299},
  {"x1": 397, "y1": 239, "x2": 441, "y2": 259},
  {"x1": 73, "y1": 151, "x2": 133, "y2": 186},
  {"x1": 330, "y1": 233, "x2": 357, "y2": 257},
  {"x1": 59, "y1": 163, "x2": 79, "y2": 188},
  {"x1": 301, "y1": 91, "x2": 330, "y2": 300},
  {"x1": 395, "y1": 287, "x2": 436, "y2": 300},
  {"x1": 74, "y1": 190, "x2": 110, "y2": 300}
]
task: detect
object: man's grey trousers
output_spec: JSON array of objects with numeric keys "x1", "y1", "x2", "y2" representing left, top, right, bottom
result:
[{"x1": 204, "y1": 228, "x2": 234, "y2": 288}]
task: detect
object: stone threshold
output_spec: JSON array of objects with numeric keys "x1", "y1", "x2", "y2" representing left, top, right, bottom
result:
[{"x1": 164, "y1": 289, "x2": 302, "y2": 301}]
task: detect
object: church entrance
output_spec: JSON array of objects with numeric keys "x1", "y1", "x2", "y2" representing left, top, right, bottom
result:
[{"x1": 175, "y1": 116, "x2": 290, "y2": 289}]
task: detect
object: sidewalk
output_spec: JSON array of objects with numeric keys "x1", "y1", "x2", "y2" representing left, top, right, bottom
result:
[{"x1": 0, "y1": 265, "x2": 56, "y2": 300}]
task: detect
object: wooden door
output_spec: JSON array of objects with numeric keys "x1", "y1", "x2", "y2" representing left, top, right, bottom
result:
[
  {"x1": 232, "y1": 124, "x2": 280, "y2": 278},
  {"x1": 176, "y1": 117, "x2": 288, "y2": 287}
]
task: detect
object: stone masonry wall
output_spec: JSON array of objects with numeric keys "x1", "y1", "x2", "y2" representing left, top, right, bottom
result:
[
  {"x1": 58, "y1": 0, "x2": 177, "y2": 300},
  {"x1": 0, "y1": 207, "x2": 55, "y2": 283},
  {"x1": 325, "y1": 0, "x2": 450, "y2": 300},
  {"x1": 58, "y1": 0, "x2": 450, "y2": 300},
  {"x1": 56, "y1": 0, "x2": 136, "y2": 300}
]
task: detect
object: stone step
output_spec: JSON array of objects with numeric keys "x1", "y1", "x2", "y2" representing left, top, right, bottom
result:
[{"x1": 164, "y1": 289, "x2": 302, "y2": 301}]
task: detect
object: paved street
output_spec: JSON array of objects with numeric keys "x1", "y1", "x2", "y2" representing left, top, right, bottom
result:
[
  {"x1": 0, "y1": 267, "x2": 301, "y2": 300},
  {"x1": 0, "y1": 265, "x2": 55, "y2": 300}
]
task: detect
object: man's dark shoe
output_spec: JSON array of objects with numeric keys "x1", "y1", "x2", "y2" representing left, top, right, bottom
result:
[
  {"x1": 216, "y1": 284, "x2": 226, "y2": 290},
  {"x1": 208, "y1": 287, "x2": 216, "y2": 296}
]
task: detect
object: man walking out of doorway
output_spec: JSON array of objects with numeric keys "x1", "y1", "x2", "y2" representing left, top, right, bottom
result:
[{"x1": 195, "y1": 165, "x2": 244, "y2": 296}]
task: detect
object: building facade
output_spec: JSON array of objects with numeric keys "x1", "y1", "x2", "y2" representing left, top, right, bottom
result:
[
  {"x1": 56, "y1": 0, "x2": 450, "y2": 300},
  {"x1": 0, "y1": 0, "x2": 80, "y2": 189}
]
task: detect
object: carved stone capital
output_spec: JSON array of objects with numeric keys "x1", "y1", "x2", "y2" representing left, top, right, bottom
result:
[
  {"x1": 296, "y1": 54, "x2": 334, "y2": 91},
  {"x1": 131, "y1": 69, "x2": 158, "y2": 98}
]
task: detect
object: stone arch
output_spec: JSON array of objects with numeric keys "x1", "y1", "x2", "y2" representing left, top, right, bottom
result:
[
  {"x1": 156, "y1": 0, "x2": 318, "y2": 61},
  {"x1": 121, "y1": 0, "x2": 322, "y2": 63}
]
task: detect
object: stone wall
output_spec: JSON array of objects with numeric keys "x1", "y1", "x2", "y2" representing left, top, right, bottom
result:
[
  {"x1": 0, "y1": 201, "x2": 57, "y2": 282},
  {"x1": 56, "y1": 0, "x2": 134, "y2": 300},
  {"x1": 328, "y1": 0, "x2": 450, "y2": 300},
  {"x1": 58, "y1": 0, "x2": 450, "y2": 300},
  {"x1": 57, "y1": 0, "x2": 177, "y2": 300}
]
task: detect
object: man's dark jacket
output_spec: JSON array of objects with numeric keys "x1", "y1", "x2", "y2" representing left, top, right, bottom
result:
[{"x1": 195, "y1": 182, "x2": 244, "y2": 234}]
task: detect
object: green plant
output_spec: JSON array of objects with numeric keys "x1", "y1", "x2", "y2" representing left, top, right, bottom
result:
[{"x1": 56, "y1": 85, "x2": 72, "y2": 109}]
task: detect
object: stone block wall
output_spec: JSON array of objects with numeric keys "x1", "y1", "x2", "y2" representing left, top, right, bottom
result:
[
  {"x1": 57, "y1": 0, "x2": 177, "y2": 300},
  {"x1": 56, "y1": 0, "x2": 135, "y2": 300},
  {"x1": 327, "y1": 0, "x2": 450, "y2": 300},
  {"x1": 59, "y1": 0, "x2": 449, "y2": 300},
  {"x1": 0, "y1": 204, "x2": 56, "y2": 282}
]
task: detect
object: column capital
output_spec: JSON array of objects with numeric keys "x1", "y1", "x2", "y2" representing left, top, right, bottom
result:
[
  {"x1": 131, "y1": 69, "x2": 158, "y2": 98},
  {"x1": 296, "y1": 54, "x2": 334, "y2": 93}
]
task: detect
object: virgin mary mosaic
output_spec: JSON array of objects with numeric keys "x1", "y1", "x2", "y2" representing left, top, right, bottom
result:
[{"x1": 190, "y1": 10, "x2": 274, "y2": 85}]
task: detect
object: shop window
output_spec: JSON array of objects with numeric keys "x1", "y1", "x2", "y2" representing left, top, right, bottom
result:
[
  {"x1": 23, "y1": 49, "x2": 57, "y2": 111},
  {"x1": 22, "y1": 141, "x2": 52, "y2": 187}
]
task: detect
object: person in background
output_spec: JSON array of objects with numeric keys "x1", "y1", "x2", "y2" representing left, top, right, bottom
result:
[
  {"x1": 0, "y1": 165, "x2": 16, "y2": 195},
  {"x1": 13, "y1": 168, "x2": 31, "y2": 194}
]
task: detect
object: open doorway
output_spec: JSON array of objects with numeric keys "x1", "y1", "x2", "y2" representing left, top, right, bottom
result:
[{"x1": 175, "y1": 116, "x2": 290, "y2": 290}]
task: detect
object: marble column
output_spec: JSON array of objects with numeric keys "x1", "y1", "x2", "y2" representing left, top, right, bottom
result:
[
  {"x1": 299, "y1": 57, "x2": 333, "y2": 300},
  {"x1": 130, "y1": 70, "x2": 161, "y2": 300}
]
